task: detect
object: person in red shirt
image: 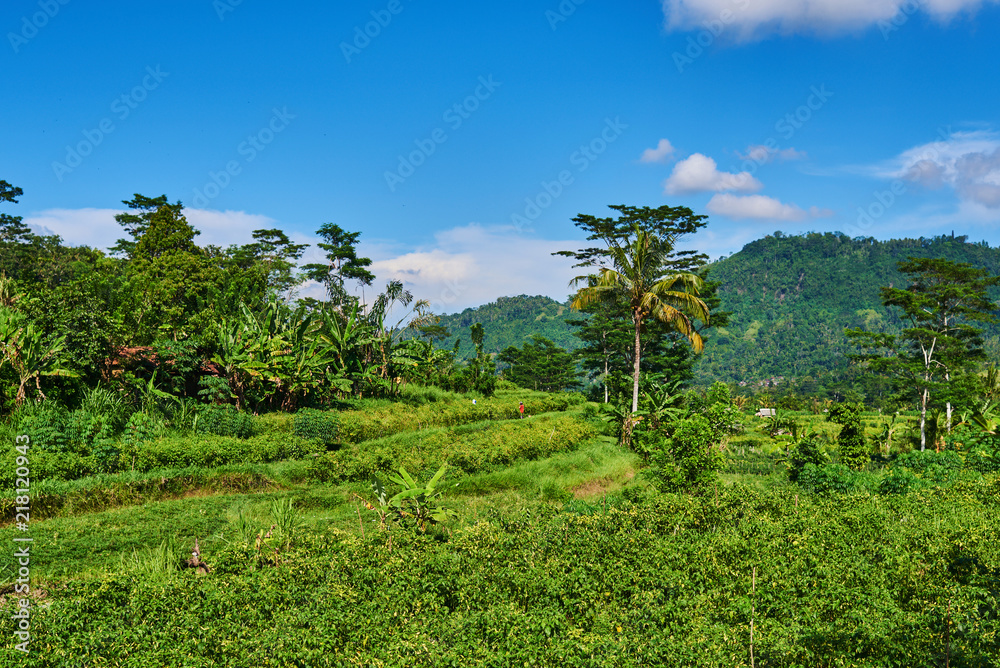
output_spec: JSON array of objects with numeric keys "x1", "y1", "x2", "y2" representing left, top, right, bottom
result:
[{"x1": 518, "y1": 401, "x2": 524, "y2": 418}]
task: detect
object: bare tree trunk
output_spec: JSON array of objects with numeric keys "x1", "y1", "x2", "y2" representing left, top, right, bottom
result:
[
  {"x1": 603, "y1": 356, "x2": 609, "y2": 404},
  {"x1": 945, "y1": 370, "x2": 953, "y2": 434},
  {"x1": 920, "y1": 386, "x2": 928, "y2": 451},
  {"x1": 632, "y1": 314, "x2": 642, "y2": 414}
]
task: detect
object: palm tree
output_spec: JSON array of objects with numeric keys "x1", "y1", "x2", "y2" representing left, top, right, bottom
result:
[{"x1": 570, "y1": 224, "x2": 708, "y2": 414}]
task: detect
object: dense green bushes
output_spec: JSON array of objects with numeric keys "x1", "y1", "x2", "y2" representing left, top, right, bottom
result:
[
  {"x1": 0, "y1": 431, "x2": 321, "y2": 488},
  {"x1": 307, "y1": 413, "x2": 598, "y2": 483},
  {"x1": 196, "y1": 404, "x2": 256, "y2": 439},
  {"x1": 15, "y1": 482, "x2": 1000, "y2": 666},
  {"x1": 335, "y1": 390, "x2": 582, "y2": 444},
  {"x1": 292, "y1": 408, "x2": 339, "y2": 448},
  {"x1": 134, "y1": 433, "x2": 319, "y2": 472},
  {"x1": 0, "y1": 466, "x2": 277, "y2": 521}
]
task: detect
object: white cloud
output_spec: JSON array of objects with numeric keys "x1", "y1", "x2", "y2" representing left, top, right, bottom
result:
[
  {"x1": 24, "y1": 208, "x2": 122, "y2": 248},
  {"x1": 661, "y1": 0, "x2": 999, "y2": 41},
  {"x1": 739, "y1": 144, "x2": 807, "y2": 163},
  {"x1": 639, "y1": 138, "x2": 676, "y2": 163},
  {"x1": 23, "y1": 207, "x2": 279, "y2": 251},
  {"x1": 663, "y1": 153, "x2": 762, "y2": 195},
  {"x1": 706, "y1": 193, "x2": 832, "y2": 221},
  {"x1": 883, "y1": 130, "x2": 1000, "y2": 209},
  {"x1": 184, "y1": 210, "x2": 281, "y2": 248},
  {"x1": 368, "y1": 224, "x2": 579, "y2": 313}
]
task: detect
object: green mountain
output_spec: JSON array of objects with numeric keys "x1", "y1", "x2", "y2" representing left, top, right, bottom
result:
[
  {"x1": 412, "y1": 233, "x2": 1000, "y2": 390},
  {"x1": 412, "y1": 294, "x2": 583, "y2": 359},
  {"x1": 695, "y1": 232, "x2": 1000, "y2": 385}
]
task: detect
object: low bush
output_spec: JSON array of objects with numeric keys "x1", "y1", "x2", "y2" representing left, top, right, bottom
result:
[
  {"x1": 292, "y1": 408, "x2": 339, "y2": 448},
  {"x1": 136, "y1": 432, "x2": 321, "y2": 472},
  {"x1": 648, "y1": 415, "x2": 723, "y2": 493},
  {"x1": 336, "y1": 390, "x2": 579, "y2": 444},
  {"x1": 307, "y1": 413, "x2": 598, "y2": 483},
  {"x1": 196, "y1": 405, "x2": 256, "y2": 439},
  {"x1": 798, "y1": 463, "x2": 877, "y2": 496},
  {"x1": 19, "y1": 483, "x2": 1000, "y2": 666}
]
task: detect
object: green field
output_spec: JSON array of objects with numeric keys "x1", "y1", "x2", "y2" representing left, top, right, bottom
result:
[{"x1": 2, "y1": 391, "x2": 999, "y2": 666}]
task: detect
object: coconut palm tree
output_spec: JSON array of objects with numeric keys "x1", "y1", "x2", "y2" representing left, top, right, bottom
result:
[{"x1": 570, "y1": 224, "x2": 708, "y2": 414}]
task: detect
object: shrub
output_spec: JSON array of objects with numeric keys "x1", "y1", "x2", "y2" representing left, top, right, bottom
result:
[
  {"x1": 878, "y1": 468, "x2": 922, "y2": 495},
  {"x1": 196, "y1": 405, "x2": 256, "y2": 439},
  {"x1": 704, "y1": 402, "x2": 744, "y2": 439},
  {"x1": 798, "y1": 463, "x2": 874, "y2": 496},
  {"x1": 19, "y1": 402, "x2": 73, "y2": 453},
  {"x1": 787, "y1": 431, "x2": 828, "y2": 482},
  {"x1": 705, "y1": 381, "x2": 731, "y2": 406},
  {"x1": 649, "y1": 415, "x2": 722, "y2": 493},
  {"x1": 293, "y1": 408, "x2": 339, "y2": 448},
  {"x1": 829, "y1": 402, "x2": 869, "y2": 470},
  {"x1": 891, "y1": 449, "x2": 964, "y2": 476}
]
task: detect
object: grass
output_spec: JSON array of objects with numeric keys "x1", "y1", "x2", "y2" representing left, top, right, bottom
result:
[
  {"x1": 0, "y1": 436, "x2": 635, "y2": 583},
  {"x1": 0, "y1": 397, "x2": 940, "y2": 597}
]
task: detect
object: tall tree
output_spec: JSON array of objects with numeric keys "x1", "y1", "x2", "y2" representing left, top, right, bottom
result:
[
  {"x1": 111, "y1": 194, "x2": 173, "y2": 258},
  {"x1": 301, "y1": 223, "x2": 375, "y2": 308},
  {"x1": 0, "y1": 180, "x2": 32, "y2": 244},
  {"x1": 498, "y1": 335, "x2": 580, "y2": 392},
  {"x1": 846, "y1": 257, "x2": 1000, "y2": 450},
  {"x1": 556, "y1": 205, "x2": 710, "y2": 413},
  {"x1": 126, "y1": 202, "x2": 218, "y2": 341}
]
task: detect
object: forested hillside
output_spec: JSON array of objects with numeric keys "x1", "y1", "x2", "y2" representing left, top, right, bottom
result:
[
  {"x1": 420, "y1": 233, "x2": 1000, "y2": 396},
  {"x1": 410, "y1": 294, "x2": 583, "y2": 359},
  {"x1": 696, "y1": 232, "x2": 1000, "y2": 386}
]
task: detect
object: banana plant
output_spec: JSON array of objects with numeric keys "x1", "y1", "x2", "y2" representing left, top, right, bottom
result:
[
  {"x1": 0, "y1": 308, "x2": 77, "y2": 405},
  {"x1": 386, "y1": 463, "x2": 457, "y2": 532}
]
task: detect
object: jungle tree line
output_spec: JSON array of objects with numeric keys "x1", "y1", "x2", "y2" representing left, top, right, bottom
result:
[{"x1": 0, "y1": 181, "x2": 493, "y2": 414}]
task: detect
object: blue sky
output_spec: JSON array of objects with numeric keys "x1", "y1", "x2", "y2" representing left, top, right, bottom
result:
[{"x1": 3, "y1": 0, "x2": 999, "y2": 311}]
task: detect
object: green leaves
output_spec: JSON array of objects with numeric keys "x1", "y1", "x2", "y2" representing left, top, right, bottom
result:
[
  {"x1": 384, "y1": 463, "x2": 458, "y2": 531},
  {"x1": 0, "y1": 306, "x2": 78, "y2": 405},
  {"x1": 559, "y1": 208, "x2": 711, "y2": 412}
]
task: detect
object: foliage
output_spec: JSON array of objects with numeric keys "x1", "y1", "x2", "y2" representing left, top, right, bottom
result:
[
  {"x1": 15, "y1": 484, "x2": 1000, "y2": 666},
  {"x1": 697, "y1": 232, "x2": 1000, "y2": 394},
  {"x1": 797, "y1": 462, "x2": 877, "y2": 495},
  {"x1": 299, "y1": 223, "x2": 375, "y2": 308},
  {"x1": 385, "y1": 463, "x2": 458, "y2": 532},
  {"x1": 196, "y1": 404, "x2": 256, "y2": 439},
  {"x1": 292, "y1": 408, "x2": 340, "y2": 448},
  {"x1": 829, "y1": 402, "x2": 870, "y2": 470},
  {"x1": 307, "y1": 413, "x2": 598, "y2": 484},
  {"x1": 557, "y1": 205, "x2": 711, "y2": 412},
  {"x1": 648, "y1": 414, "x2": 722, "y2": 492},
  {"x1": 333, "y1": 390, "x2": 579, "y2": 444},
  {"x1": 786, "y1": 430, "x2": 829, "y2": 482},
  {"x1": 847, "y1": 256, "x2": 1000, "y2": 449},
  {"x1": 498, "y1": 335, "x2": 581, "y2": 392}
]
